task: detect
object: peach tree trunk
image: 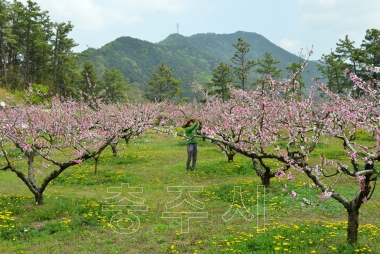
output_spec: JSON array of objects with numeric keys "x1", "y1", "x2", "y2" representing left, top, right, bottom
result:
[{"x1": 346, "y1": 203, "x2": 360, "y2": 244}]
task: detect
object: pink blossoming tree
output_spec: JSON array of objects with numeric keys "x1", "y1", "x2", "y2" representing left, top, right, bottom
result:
[
  {"x1": 298, "y1": 70, "x2": 380, "y2": 244},
  {"x1": 157, "y1": 54, "x2": 380, "y2": 243},
  {"x1": 0, "y1": 96, "x2": 160, "y2": 205}
]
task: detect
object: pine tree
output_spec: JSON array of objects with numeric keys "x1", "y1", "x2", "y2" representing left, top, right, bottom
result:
[
  {"x1": 230, "y1": 38, "x2": 256, "y2": 91},
  {"x1": 145, "y1": 62, "x2": 183, "y2": 102},
  {"x1": 102, "y1": 67, "x2": 129, "y2": 103},
  {"x1": 361, "y1": 28, "x2": 380, "y2": 85},
  {"x1": 254, "y1": 52, "x2": 282, "y2": 91},
  {"x1": 207, "y1": 62, "x2": 234, "y2": 102},
  {"x1": 51, "y1": 21, "x2": 79, "y2": 97},
  {"x1": 78, "y1": 61, "x2": 99, "y2": 101},
  {"x1": 317, "y1": 52, "x2": 349, "y2": 96}
]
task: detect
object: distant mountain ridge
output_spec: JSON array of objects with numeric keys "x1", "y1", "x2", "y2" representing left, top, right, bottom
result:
[{"x1": 79, "y1": 31, "x2": 321, "y2": 98}]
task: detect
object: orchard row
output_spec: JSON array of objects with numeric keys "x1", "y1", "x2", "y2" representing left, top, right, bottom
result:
[{"x1": 1, "y1": 55, "x2": 379, "y2": 244}]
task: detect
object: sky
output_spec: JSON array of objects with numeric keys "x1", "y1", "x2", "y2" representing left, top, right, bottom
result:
[{"x1": 19, "y1": 0, "x2": 380, "y2": 60}]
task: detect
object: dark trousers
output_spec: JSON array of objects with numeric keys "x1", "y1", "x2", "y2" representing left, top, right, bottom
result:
[{"x1": 186, "y1": 143, "x2": 198, "y2": 170}]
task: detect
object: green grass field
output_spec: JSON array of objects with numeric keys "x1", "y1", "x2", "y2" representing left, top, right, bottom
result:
[{"x1": 0, "y1": 130, "x2": 379, "y2": 253}]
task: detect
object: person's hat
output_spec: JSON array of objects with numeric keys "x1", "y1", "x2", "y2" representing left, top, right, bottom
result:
[{"x1": 181, "y1": 118, "x2": 196, "y2": 128}]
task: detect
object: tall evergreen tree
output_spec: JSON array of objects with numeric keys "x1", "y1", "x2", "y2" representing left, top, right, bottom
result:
[
  {"x1": 144, "y1": 62, "x2": 183, "y2": 102},
  {"x1": 51, "y1": 21, "x2": 79, "y2": 96},
  {"x1": 7, "y1": 0, "x2": 28, "y2": 90},
  {"x1": 207, "y1": 62, "x2": 234, "y2": 102},
  {"x1": 102, "y1": 67, "x2": 129, "y2": 103},
  {"x1": 0, "y1": 0, "x2": 12, "y2": 88},
  {"x1": 254, "y1": 51, "x2": 282, "y2": 91},
  {"x1": 230, "y1": 38, "x2": 256, "y2": 91},
  {"x1": 334, "y1": 35, "x2": 367, "y2": 81},
  {"x1": 78, "y1": 61, "x2": 99, "y2": 101},
  {"x1": 317, "y1": 29, "x2": 380, "y2": 97},
  {"x1": 19, "y1": 0, "x2": 51, "y2": 88},
  {"x1": 0, "y1": 0, "x2": 78, "y2": 96},
  {"x1": 317, "y1": 52, "x2": 349, "y2": 96},
  {"x1": 360, "y1": 28, "x2": 380, "y2": 85}
]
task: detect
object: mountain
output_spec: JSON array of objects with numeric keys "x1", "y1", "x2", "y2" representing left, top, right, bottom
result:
[{"x1": 79, "y1": 31, "x2": 321, "y2": 99}]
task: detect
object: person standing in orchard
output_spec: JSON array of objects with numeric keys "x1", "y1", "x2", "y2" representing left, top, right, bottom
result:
[{"x1": 182, "y1": 118, "x2": 202, "y2": 171}]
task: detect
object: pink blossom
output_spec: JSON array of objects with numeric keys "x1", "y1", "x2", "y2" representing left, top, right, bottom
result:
[
  {"x1": 33, "y1": 168, "x2": 43, "y2": 174},
  {"x1": 362, "y1": 196, "x2": 368, "y2": 203},
  {"x1": 23, "y1": 144, "x2": 32, "y2": 151},
  {"x1": 349, "y1": 151, "x2": 357, "y2": 160},
  {"x1": 289, "y1": 190, "x2": 297, "y2": 198},
  {"x1": 71, "y1": 159, "x2": 83, "y2": 164},
  {"x1": 287, "y1": 172, "x2": 296, "y2": 181},
  {"x1": 276, "y1": 170, "x2": 285, "y2": 180},
  {"x1": 345, "y1": 68, "x2": 349, "y2": 73},
  {"x1": 356, "y1": 175, "x2": 366, "y2": 191},
  {"x1": 282, "y1": 184, "x2": 287, "y2": 192},
  {"x1": 74, "y1": 150, "x2": 84, "y2": 157},
  {"x1": 356, "y1": 175, "x2": 366, "y2": 181},
  {"x1": 317, "y1": 191, "x2": 332, "y2": 199},
  {"x1": 41, "y1": 162, "x2": 50, "y2": 168}
]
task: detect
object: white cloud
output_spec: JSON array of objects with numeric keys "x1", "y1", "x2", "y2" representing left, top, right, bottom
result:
[
  {"x1": 297, "y1": 0, "x2": 380, "y2": 56},
  {"x1": 16, "y1": 0, "x2": 380, "y2": 58},
  {"x1": 19, "y1": 0, "x2": 194, "y2": 31},
  {"x1": 279, "y1": 38, "x2": 303, "y2": 55},
  {"x1": 112, "y1": 0, "x2": 193, "y2": 12},
  {"x1": 298, "y1": 0, "x2": 380, "y2": 31}
]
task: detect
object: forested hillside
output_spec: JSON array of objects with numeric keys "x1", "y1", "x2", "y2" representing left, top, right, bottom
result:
[
  {"x1": 0, "y1": 0, "x2": 325, "y2": 101},
  {"x1": 2, "y1": 1, "x2": 378, "y2": 103},
  {"x1": 79, "y1": 36, "x2": 221, "y2": 94},
  {"x1": 79, "y1": 31, "x2": 322, "y2": 98}
]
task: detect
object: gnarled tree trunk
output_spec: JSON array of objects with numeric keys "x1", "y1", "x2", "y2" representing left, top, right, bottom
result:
[
  {"x1": 252, "y1": 158, "x2": 275, "y2": 187},
  {"x1": 34, "y1": 191, "x2": 44, "y2": 205},
  {"x1": 346, "y1": 202, "x2": 360, "y2": 244},
  {"x1": 110, "y1": 142, "x2": 118, "y2": 157}
]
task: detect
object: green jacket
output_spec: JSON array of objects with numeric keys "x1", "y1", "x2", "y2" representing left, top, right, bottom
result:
[{"x1": 185, "y1": 121, "x2": 202, "y2": 145}]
